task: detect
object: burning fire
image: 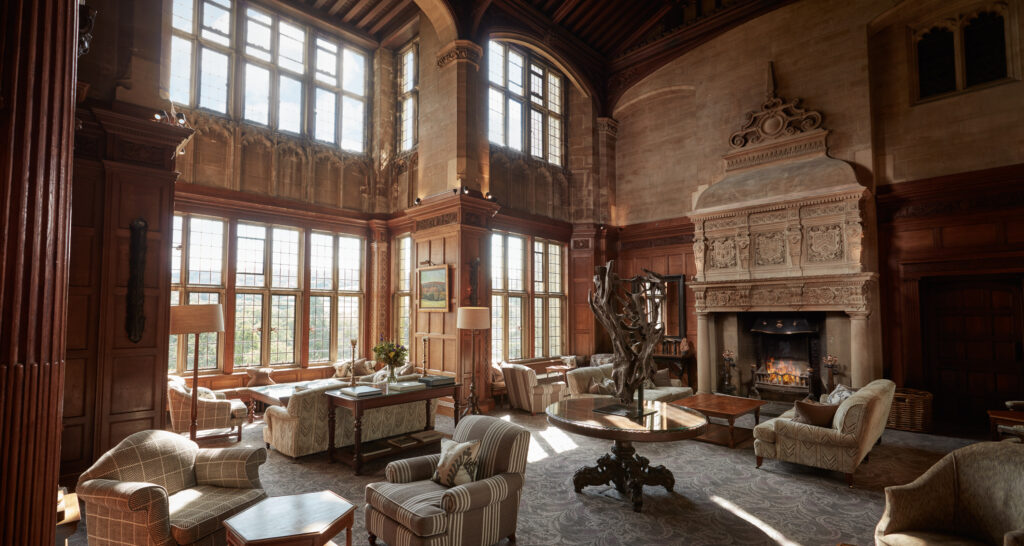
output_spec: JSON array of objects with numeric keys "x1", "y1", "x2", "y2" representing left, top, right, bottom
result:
[{"x1": 762, "y1": 358, "x2": 804, "y2": 385}]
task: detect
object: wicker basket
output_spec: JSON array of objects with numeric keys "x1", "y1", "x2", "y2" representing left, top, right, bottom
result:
[{"x1": 886, "y1": 388, "x2": 933, "y2": 432}]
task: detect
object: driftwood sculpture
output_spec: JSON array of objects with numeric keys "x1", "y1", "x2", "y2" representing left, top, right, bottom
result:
[{"x1": 588, "y1": 260, "x2": 667, "y2": 406}]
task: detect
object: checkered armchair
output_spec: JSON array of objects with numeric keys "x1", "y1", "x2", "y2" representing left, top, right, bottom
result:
[
  {"x1": 76, "y1": 430, "x2": 267, "y2": 545},
  {"x1": 167, "y1": 376, "x2": 247, "y2": 442},
  {"x1": 501, "y1": 362, "x2": 567, "y2": 415},
  {"x1": 365, "y1": 415, "x2": 531, "y2": 546}
]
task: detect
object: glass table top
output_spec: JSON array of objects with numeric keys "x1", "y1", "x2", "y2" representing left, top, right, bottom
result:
[{"x1": 545, "y1": 397, "x2": 708, "y2": 442}]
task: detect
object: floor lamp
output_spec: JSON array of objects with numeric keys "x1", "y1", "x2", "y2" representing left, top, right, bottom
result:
[
  {"x1": 169, "y1": 304, "x2": 225, "y2": 441},
  {"x1": 457, "y1": 307, "x2": 489, "y2": 416}
]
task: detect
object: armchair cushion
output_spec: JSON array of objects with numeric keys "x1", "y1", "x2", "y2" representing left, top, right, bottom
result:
[
  {"x1": 441, "y1": 473, "x2": 523, "y2": 513},
  {"x1": 386, "y1": 454, "x2": 443, "y2": 484},
  {"x1": 793, "y1": 399, "x2": 839, "y2": 427},
  {"x1": 168, "y1": 485, "x2": 266, "y2": 544},
  {"x1": 825, "y1": 384, "x2": 856, "y2": 405},
  {"x1": 365, "y1": 480, "x2": 449, "y2": 537},
  {"x1": 77, "y1": 479, "x2": 169, "y2": 514},
  {"x1": 432, "y1": 438, "x2": 480, "y2": 487},
  {"x1": 194, "y1": 447, "x2": 266, "y2": 489}
]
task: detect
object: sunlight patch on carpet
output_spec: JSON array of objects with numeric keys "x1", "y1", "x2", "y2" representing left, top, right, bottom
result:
[{"x1": 711, "y1": 495, "x2": 800, "y2": 546}]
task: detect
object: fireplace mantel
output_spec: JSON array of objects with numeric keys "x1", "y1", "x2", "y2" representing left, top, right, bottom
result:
[{"x1": 691, "y1": 273, "x2": 876, "y2": 314}]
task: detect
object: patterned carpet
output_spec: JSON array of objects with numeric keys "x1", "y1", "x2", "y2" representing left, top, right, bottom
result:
[{"x1": 70, "y1": 405, "x2": 975, "y2": 546}]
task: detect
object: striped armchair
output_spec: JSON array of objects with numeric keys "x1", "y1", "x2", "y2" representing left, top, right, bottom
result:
[
  {"x1": 501, "y1": 362, "x2": 567, "y2": 415},
  {"x1": 76, "y1": 430, "x2": 267, "y2": 545},
  {"x1": 365, "y1": 415, "x2": 531, "y2": 546},
  {"x1": 167, "y1": 376, "x2": 247, "y2": 442}
]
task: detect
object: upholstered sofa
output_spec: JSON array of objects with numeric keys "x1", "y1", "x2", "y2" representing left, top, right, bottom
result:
[
  {"x1": 565, "y1": 363, "x2": 694, "y2": 402},
  {"x1": 77, "y1": 429, "x2": 267, "y2": 545},
  {"x1": 262, "y1": 378, "x2": 433, "y2": 458},
  {"x1": 753, "y1": 379, "x2": 895, "y2": 486},
  {"x1": 501, "y1": 363, "x2": 567, "y2": 415},
  {"x1": 875, "y1": 442, "x2": 1024, "y2": 545}
]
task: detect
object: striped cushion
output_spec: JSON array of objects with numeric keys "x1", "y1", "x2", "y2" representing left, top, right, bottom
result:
[{"x1": 365, "y1": 480, "x2": 449, "y2": 537}]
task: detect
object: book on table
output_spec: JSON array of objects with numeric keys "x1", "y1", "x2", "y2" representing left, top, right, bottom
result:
[
  {"x1": 387, "y1": 436, "x2": 418, "y2": 448},
  {"x1": 389, "y1": 381, "x2": 426, "y2": 392},
  {"x1": 418, "y1": 375, "x2": 455, "y2": 387},
  {"x1": 338, "y1": 385, "x2": 382, "y2": 397},
  {"x1": 410, "y1": 430, "x2": 443, "y2": 442}
]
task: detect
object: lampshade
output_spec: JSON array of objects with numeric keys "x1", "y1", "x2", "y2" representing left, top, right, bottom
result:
[
  {"x1": 169, "y1": 304, "x2": 224, "y2": 335},
  {"x1": 456, "y1": 307, "x2": 490, "y2": 330}
]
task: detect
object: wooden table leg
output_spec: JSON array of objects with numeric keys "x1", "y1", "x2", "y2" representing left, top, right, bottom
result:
[
  {"x1": 754, "y1": 407, "x2": 760, "y2": 425},
  {"x1": 425, "y1": 399, "x2": 432, "y2": 430},
  {"x1": 247, "y1": 397, "x2": 256, "y2": 423},
  {"x1": 453, "y1": 396, "x2": 460, "y2": 427},
  {"x1": 328, "y1": 402, "x2": 336, "y2": 463},
  {"x1": 353, "y1": 408, "x2": 363, "y2": 475},
  {"x1": 346, "y1": 526, "x2": 352, "y2": 546},
  {"x1": 728, "y1": 417, "x2": 736, "y2": 449},
  {"x1": 991, "y1": 417, "x2": 999, "y2": 441}
]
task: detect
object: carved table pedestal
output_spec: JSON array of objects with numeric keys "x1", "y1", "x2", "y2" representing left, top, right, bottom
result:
[{"x1": 546, "y1": 398, "x2": 708, "y2": 512}]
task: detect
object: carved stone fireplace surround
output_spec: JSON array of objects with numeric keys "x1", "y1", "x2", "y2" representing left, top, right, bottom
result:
[{"x1": 686, "y1": 64, "x2": 882, "y2": 394}]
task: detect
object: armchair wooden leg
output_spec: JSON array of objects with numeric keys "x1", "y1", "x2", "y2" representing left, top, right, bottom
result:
[
  {"x1": 756, "y1": 456, "x2": 763, "y2": 468},
  {"x1": 369, "y1": 533, "x2": 378, "y2": 545},
  {"x1": 846, "y1": 473, "x2": 854, "y2": 488},
  {"x1": 236, "y1": 424, "x2": 243, "y2": 442},
  {"x1": 508, "y1": 533, "x2": 516, "y2": 543}
]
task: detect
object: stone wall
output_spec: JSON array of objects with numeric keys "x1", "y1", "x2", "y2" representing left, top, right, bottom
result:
[{"x1": 613, "y1": 0, "x2": 886, "y2": 225}]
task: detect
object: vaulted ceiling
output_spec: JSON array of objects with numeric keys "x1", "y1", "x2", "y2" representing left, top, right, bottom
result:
[{"x1": 295, "y1": 0, "x2": 795, "y2": 112}]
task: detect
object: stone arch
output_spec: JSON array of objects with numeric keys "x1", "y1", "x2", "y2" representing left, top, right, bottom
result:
[
  {"x1": 613, "y1": 84, "x2": 696, "y2": 119},
  {"x1": 412, "y1": 0, "x2": 458, "y2": 45},
  {"x1": 487, "y1": 30, "x2": 595, "y2": 99}
]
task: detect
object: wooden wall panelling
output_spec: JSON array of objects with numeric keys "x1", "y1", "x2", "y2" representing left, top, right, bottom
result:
[
  {"x1": 61, "y1": 107, "x2": 192, "y2": 485},
  {"x1": 877, "y1": 163, "x2": 1024, "y2": 391}
]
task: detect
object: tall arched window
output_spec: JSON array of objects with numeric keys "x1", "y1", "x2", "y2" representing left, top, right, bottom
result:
[{"x1": 487, "y1": 41, "x2": 563, "y2": 166}]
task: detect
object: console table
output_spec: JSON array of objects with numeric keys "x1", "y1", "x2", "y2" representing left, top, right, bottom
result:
[
  {"x1": 546, "y1": 397, "x2": 707, "y2": 512},
  {"x1": 246, "y1": 382, "x2": 305, "y2": 422},
  {"x1": 326, "y1": 383, "x2": 460, "y2": 475}
]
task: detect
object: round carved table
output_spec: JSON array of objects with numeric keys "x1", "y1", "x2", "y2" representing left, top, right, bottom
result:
[{"x1": 546, "y1": 397, "x2": 708, "y2": 512}]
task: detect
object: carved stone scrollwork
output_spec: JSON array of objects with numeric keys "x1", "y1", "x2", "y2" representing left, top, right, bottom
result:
[
  {"x1": 754, "y1": 232, "x2": 786, "y2": 266},
  {"x1": 693, "y1": 239, "x2": 706, "y2": 273},
  {"x1": 786, "y1": 226, "x2": 803, "y2": 263},
  {"x1": 728, "y1": 62, "x2": 823, "y2": 149},
  {"x1": 707, "y1": 237, "x2": 737, "y2": 269},
  {"x1": 806, "y1": 224, "x2": 844, "y2": 263},
  {"x1": 435, "y1": 40, "x2": 483, "y2": 70},
  {"x1": 736, "y1": 235, "x2": 750, "y2": 270},
  {"x1": 845, "y1": 221, "x2": 864, "y2": 264}
]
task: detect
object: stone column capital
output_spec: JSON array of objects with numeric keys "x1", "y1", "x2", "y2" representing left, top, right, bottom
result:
[
  {"x1": 436, "y1": 40, "x2": 484, "y2": 70},
  {"x1": 596, "y1": 116, "x2": 619, "y2": 139},
  {"x1": 845, "y1": 310, "x2": 870, "y2": 319}
]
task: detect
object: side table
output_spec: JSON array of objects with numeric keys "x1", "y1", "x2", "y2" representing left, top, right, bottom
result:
[{"x1": 224, "y1": 491, "x2": 355, "y2": 546}]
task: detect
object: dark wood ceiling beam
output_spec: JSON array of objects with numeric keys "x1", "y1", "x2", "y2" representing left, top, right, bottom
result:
[
  {"x1": 357, "y1": 0, "x2": 400, "y2": 28},
  {"x1": 313, "y1": 0, "x2": 332, "y2": 9},
  {"x1": 369, "y1": 0, "x2": 413, "y2": 35},
  {"x1": 569, "y1": 1, "x2": 606, "y2": 31},
  {"x1": 338, "y1": 0, "x2": 372, "y2": 20},
  {"x1": 491, "y1": 0, "x2": 604, "y2": 68},
  {"x1": 611, "y1": 3, "x2": 672, "y2": 55},
  {"x1": 589, "y1": 6, "x2": 650, "y2": 50},
  {"x1": 328, "y1": 0, "x2": 349, "y2": 16},
  {"x1": 543, "y1": 0, "x2": 560, "y2": 11},
  {"x1": 551, "y1": 0, "x2": 583, "y2": 23},
  {"x1": 577, "y1": 1, "x2": 622, "y2": 39},
  {"x1": 264, "y1": 0, "x2": 379, "y2": 48}
]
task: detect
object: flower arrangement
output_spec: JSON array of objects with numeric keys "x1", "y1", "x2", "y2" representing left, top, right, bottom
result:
[{"x1": 372, "y1": 339, "x2": 408, "y2": 383}]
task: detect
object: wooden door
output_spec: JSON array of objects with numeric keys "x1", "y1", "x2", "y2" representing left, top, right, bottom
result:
[{"x1": 921, "y1": 276, "x2": 1024, "y2": 424}]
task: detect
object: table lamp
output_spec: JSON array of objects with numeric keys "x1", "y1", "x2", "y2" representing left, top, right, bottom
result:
[
  {"x1": 169, "y1": 304, "x2": 225, "y2": 441},
  {"x1": 457, "y1": 307, "x2": 490, "y2": 415}
]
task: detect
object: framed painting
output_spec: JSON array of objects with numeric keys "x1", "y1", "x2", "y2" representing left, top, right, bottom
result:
[{"x1": 418, "y1": 265, "x2": 449, "y2": 312}]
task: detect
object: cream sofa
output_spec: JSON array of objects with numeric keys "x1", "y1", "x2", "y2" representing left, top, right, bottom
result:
[
  {"x1": 875, "y1": 442, "x2": 1024, "y2": 545},
  {"x1": 753, "y1": 379, "x2": 895, "y2": 486},
  {"x1": 565, "y1": 363, "x2": 693, "y2": 402},
  {"x1": 262, "y1": 378, "x2": 433, "y2": 458}
]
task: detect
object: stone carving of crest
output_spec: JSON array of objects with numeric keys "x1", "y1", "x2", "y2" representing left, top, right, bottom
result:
[
  {"x1": 708, "y1": 237, "x2": 737, "y2": 269},
  {"x1": 806, "y1": 225, "x2": 843, "y2": 262},
  {"x1": 754, "y1": 232, "x2": 786, "y2": 266},
  {"x1": 729, "y1": 62, "x2": 822, "y2": 149}
]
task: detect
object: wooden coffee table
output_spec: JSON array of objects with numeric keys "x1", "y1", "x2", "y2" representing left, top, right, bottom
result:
[
  {"x1": 988, "y1": 409, "x2": 1024, "y2": 440},
  {"x1": 224, "y1": 491, "x2": 355, "y2": 546},
  {"x1": 671, "y1": 393, "x2": 767, "y2": 448}
]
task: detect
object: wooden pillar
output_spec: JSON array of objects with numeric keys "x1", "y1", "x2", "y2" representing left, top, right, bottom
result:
[
  {"x1": 0, "y1": 0, "x2": 78, "y2": 543},
  {"x1": 368, "y1": 220, "x2": 391, "y2": 349},
  {"x1": 696, "y1": 312, "x2": 712, "y2": 394},
  {"x1": 847, "y1": 310, "x2": 871, "y2": 388}
]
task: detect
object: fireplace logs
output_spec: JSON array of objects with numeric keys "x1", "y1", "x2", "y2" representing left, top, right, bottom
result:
[{"x1": 750, "y1": 315, "x2": 823, "y2": 401}]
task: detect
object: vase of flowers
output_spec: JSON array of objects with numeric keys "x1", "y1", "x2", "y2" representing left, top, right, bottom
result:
[{"x1": 372, "y1": 339, "x2": 408, "y2": 384}]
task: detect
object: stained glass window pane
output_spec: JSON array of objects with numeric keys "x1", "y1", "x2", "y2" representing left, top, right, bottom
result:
[
  {"x1": 530, "y1": 109, "x2": 543, "y2": 158},
  {"x1": 337, "y1": 296, "x2": 360, "y2": 353},
  {"x1": 198, "y1": 48, "x2": 229, "y2": 113},
  {"x1": 398, "y1": 236, "x2": 412, "y2": 291},
  {"x1": 488, "y1": 41, "x2": 504, "y2": 85},
  {"x1": 548, "y1": 243, "x2": 562, "y2": 293},
  {"x1": 316, "y1": 38, "x2": 338, "y2": 85},
  {"x1": 508, "y1": 296, "x2": 522, "y2": 360},
  {"x1": 200, "y1": 1, "x2": 231, "y2": 46},
  {"x1": 234, "y1": 293, "x2": 262, "y2": 366},
  {"x1": 187, "y1": 217, "x2": 224, "y2": 285},
  {"x1": 279, "y1": 75, "x2": 302, "y2": 133},
  {"x1": 315, "y1": 88, "x2": 337, "y2": 143},
  {"x1": 548, "y1": 298, "x2": 562, "y2": 356},
  {"x1": 547, "y1": 72, "x2": 561, "y2": 114},
  {"x1": 278, "y1": 21, "x2": 306, "y2": 73},
  {"x1": 244, "y1": 63, "x2": 270, "y2": 124},
  {"x1": 397, "y1": 295, "x2": 411, "y2": 350},
  {"x1": 169, "y1": 37, "x2": 193, "y2": 105},
  {"x1": 235, "y1": 223, "x2": 266, "y2": 287},
  {"x1": 310, "y1": 232, "x2": 334, "y2": 290},
  {"x1": 534, "y1": 297, "x2": 544, "y2": 357},
  {"x1": 400, "y1": 97, "x2": 415, "y2": 152},
  {"x1": 548, "y1": 114, "x2": 561, "y2": 166},
  {"x1": 491, "y1": 233, "x2": 504, "y2": 291},
  {"x1": 309, "y1": 296, "x2": 331, "y2": 362},
  {"x1": 269, "y1": 295, "x2": 295, "y2": 364},
  {"x1": 338, "y1": 236, "x2": 361, "y2": 291},
  {"x1": 172, "y1": 0, "x2": 194, "y2": 32},
  {"x1": 533, "y1": 241, "x2": 544, "y2": 293},
  {"x1": 491, "y1": 295, "x2": 504, "y2": 364},
  {"x1": 342, "y1": 48, "x2": 365, "y2": 94},
  {"x1": 507, "y1": 236, "x2": 524, "y2": 291},
  {"x1": 341, "y1": 96, "x2": 364, "y2": 152},
  {"x1": 507, "y1": 50, "x2": 523, "y2": 96},
  {"x1": 171, "y1": 215, "x2": 183, "y2": 285},
  {"x1": 271, "y1": 227, "x2": 300, "y2": 289},
  {"x1": 401, "y1": 49, "x2": 415, "y2": 93},
  {"x1": 488, "y1": 88, "x2": 504, "y2": 146}
]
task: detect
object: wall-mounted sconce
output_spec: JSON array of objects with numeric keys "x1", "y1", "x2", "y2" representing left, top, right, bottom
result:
[
  {"x1": 462, "y1": 185, "x2": 471, "y2": 194},
  {"x1": 484, "y1": 192, "x2": 494, "y2": 200},
  {"x1": 413, "y1": 197, "x2": 422, "y2": 206}
]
